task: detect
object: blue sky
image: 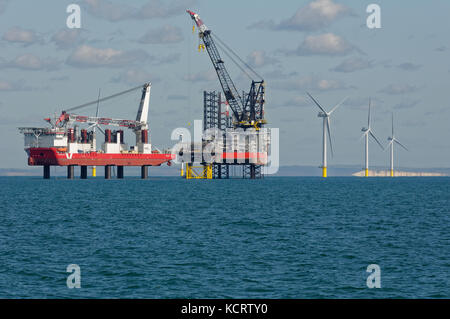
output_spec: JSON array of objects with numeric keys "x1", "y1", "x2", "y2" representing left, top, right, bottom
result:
[{"x1": 0, "y1": 0, "x2": 449, "y2": 169}]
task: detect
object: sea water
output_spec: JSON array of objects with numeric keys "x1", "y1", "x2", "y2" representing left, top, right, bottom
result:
[{"x1": 0, "y1": 176, "x2": 449, "y2": 298}]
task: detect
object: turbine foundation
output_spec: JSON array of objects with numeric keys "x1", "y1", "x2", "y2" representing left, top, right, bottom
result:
[{"x1": 322, "y1": 166, "x2": 327, "y2": 178}]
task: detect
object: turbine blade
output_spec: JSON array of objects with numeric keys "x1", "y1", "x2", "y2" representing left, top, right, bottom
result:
[
  {"x1": 391, "y1": 113, "x2": 394, "y2": 137},
  {"x1": 95, "y1": 88, "x2": 101, "y2": 117},
  {"x1": 394, "y1": 139, "x2": 408, "y2": 151},
  {"x1": 368, "y1": 99, "x2": 371, "y2": 128},
  {"x1": 369, "y1": 130, "x2": 384, "y2": 150},
  {"x1": 326, "y1": 117, "x2": 334, "y2": 157},
  {"x1": 384, "y1": 140, "x2": 393, "y2": 152},
  {"x1": 306, "y1": 92, "x2": 327, "y2": 114},
  {"x1": 359, "y1": 132, "x2": 367, "y2": 142},
  {"x1": 96, "y1": 124, "x2": 105, "y2": 135},
  {"x1": 329, "y1": 96, "x2": 348, "y2": 115}
]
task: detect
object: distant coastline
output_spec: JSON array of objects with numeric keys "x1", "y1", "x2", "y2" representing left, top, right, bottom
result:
[{"x1": 352, "y1": 170, "x2": 447, "y2": 177}]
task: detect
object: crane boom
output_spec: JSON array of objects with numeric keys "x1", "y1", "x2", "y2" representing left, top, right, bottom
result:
[
  {"x1": 54, "y1": 83, "x2": 151, "y2": 129},
  {"x1": 187, "y1": 10, "x2": 266, "y2": 129},
  {"x1": 66, "y1": 114, "x2": 143, "y2": 128},
  {"x1": 187, "y1": 10, "x2": 244, "y2": 122},
  {"x1": 65, "y1": 84, "x2": 143, "y2": 113}
]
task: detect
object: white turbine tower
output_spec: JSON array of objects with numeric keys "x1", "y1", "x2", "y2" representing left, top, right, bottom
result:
[
  {"x1": 387, "y1": 113, "x2": 408, "y2": 177},
  {"x1": 307, "y1": 92, "x2": 347, "y2": 178},
  {"x1": 361, "y1": 99, "x2": 384, "y2": 177}
]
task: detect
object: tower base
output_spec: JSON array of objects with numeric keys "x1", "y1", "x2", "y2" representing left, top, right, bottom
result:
[{"x1": 322, "y1": 166, "x2": 327, "y2": 178}]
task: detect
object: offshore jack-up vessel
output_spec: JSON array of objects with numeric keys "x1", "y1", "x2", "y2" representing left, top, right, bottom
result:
[{"x1": 19, "y1": 83, "x2": 174, "y2": 179}]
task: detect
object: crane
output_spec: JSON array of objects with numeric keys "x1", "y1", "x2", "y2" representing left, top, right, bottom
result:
[
  {"x1": 50, "y1": 83, "x2": 151, "y2": 132},
  {"x1": 187, "y1": 10, "x2": 266, "y2": 130}
]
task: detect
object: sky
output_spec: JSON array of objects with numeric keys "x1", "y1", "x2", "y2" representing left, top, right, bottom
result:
[{"x1": 0, "y1": 0, "x2": 449, "y2": 169}]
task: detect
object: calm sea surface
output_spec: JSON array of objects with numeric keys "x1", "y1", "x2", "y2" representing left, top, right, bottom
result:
[{"x1": 0, "y1": 176, "x2": 449, "y2": 298}]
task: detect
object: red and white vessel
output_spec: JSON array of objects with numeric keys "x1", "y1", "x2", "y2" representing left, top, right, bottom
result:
[{"x1": 19, "y1": 83, "x2": 174, "y2": 178}]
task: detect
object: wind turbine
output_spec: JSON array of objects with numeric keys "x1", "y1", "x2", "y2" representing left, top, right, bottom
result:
[
  {"x1": 361, "y1": 99, "x2": 384, "y2": 177},
  {"x1": 91, "y1": 89, "x2": 102, "y2": 177},
  {"x1": 387, "y1": 113, "x2": 408, "y2": 177},
  {"x1": 307, "y1": 92, "x2": 347, "y2": 178}
]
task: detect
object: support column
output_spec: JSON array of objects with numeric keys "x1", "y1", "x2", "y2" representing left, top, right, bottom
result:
[
  {"x1": 186, "y1": 163, "x2": 192, "y2": 179},
  {"x1": 141, "y1": 165, "x2": 148, "y2": 179},
  {"x1": 80, "y1": 166, "x2": 88, "y2": 179},
  {"x1": 365, "y1": 133, "x2": 369, "y2": 177},
  {"x1": 390, "y1": 143, "x2": 394, "y2": 177},
  {"x1": 105, "y1": 165, "x2": 111, "y2": 179},
  {"x1": 203, "y1": 164, "x2": 213, "y2": 179},
  {"x1": 322, "y1": 166, "x2": 327, "y2": 178},
  {"x1": 43, "y1": 165, "x2": 50, "y2": 179},
  {"x1": 117, "y1": 166, "x2": 124, "y2": 179},
  {"x1": 250, "y1": 164, "x2": 256, "y2": 179},
  {"x1": 322, "y1": 117, "x2": 327, "y2": 178},
  {"x1": 67, "y1": 165, "x2": 74, "y2": 179}
]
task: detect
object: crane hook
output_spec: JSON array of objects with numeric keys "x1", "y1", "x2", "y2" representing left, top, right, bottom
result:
[{"x1": 197, "y1": 44, "x2": 205, "y2": 52}]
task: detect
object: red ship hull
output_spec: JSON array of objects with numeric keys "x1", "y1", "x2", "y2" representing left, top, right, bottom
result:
[
  {"x1": 27, "y1": 148, "x2": 175, "y2": 166},
  {"x1": 26, "y1": 148, "x2": 267, "y2": 166}
]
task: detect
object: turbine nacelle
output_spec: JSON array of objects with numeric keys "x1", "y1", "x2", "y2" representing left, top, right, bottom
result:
[
  {"x1": 317, "y1": 112, "x2": 327, "y2": 118},
  {"x1": 387, "y1": 114, "x2": 408, "y2": 151}
]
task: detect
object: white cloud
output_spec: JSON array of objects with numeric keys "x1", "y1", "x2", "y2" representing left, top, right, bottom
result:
[
  {"x1": 0, "y1": 0, "x2": 10, "y2": 15},
  {"x1": 397, "y1": 62, "x2": 422, "y2": 71},
  {"x1": 246, "y1": 50, "x2": 279, "y2": 68},
  {"x1": 51, "y1": 29, "x2": 84, "y2": 50},
  {"x1": 0, "y1": 79, "x2": 31, "y2": 91},
  {"x1": 345, "y1": 97, "x2": 382, "y2": 110},
  {"x1": 273, "y1": 75, "x2": 348, "y2": 92},
  {"x1": 50, "y1": 75, "x2": 70, "y2": 81},
  {"x1": 248, "y1": 0, "x2": 351, "y2": 31},
  {"x1": 263, "y1": 69, "x2": 299, "y2": 79},
  {"x1": 294, "y1": 33, "x2": 354, "y2": 56},
  {"x1": 331, "y1": 57, "x2": 374, "y2": 72},
  {"x1": 82, "y1": 0, "x2": 135, "y2": 21},
  {"x1": 393, "y1": 99, "x2": 420, "y2": 110},
  {"x1": 379, "y1": 84, "x2": 420, "y2": 95},
  {"x1": 138, "y1": 26, "x2": 183, "y2": 44},
  {"x1": 316, "y1": 79, "x2": 344, "y2": 90},
  {"x1": 67, "y1": 45, "x2": 148, "y2": 68},
  {"x1": 157, "y1": 53, "x2": 180, "y2": 64},
  {"x1": 82, "y1": 0, "x2": 197, "y2": 21},
  {"x1": 279, "y1": 0, "x2": 350, "y2": 31},
  {"x1": 136, "y1": 0, "x2": 197, "y2": 19},
  {"x1": 183, "y1": 70, "x2": 217, "y2": 82},
  {"x1": 0, "y1": 80, "x2": 13, "y2": 91},
  {"x1": 1, "y1": 54, "x2": 59, "y2": 71},
  {"x1": 111, "y1": 69, "x2": 160, "y2": 85},
  {"x1": 2, "y1": 27, "x2": 40, "y2": 45},
  {"x1": 281, "y1": 95, "x2": 312, "y2": 108}
]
